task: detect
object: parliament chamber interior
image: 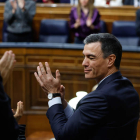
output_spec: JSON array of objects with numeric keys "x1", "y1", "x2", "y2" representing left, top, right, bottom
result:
[{"x1": 0, "y1": 1, "x2": 140, "y2": 139}]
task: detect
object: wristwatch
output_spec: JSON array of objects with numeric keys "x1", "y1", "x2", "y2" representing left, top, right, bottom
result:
[{"x1": 48, "y1": 93, "x2": 61, "y2": 100}]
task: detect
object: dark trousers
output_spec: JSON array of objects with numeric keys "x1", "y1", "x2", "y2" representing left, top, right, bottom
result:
[{"x1": 7, "y1": 32, "x2": 32, "y2": 42}]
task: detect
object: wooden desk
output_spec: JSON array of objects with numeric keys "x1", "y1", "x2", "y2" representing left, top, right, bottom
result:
[{"x1": 0, "y1": 4, "x2": 139, "y2": 41}]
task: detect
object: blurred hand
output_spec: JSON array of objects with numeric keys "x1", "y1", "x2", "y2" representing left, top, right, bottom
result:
[
  {"x1": 10, "y1": 0, "x2": 17, "y2": 13},
  {"x1": 74, "y1": 19, "x2": 81, "y2": 29},
  {"x1": 0, "y1": 51, "x2": 16, "y2": 85},
  {"x1": 86, "y1": 18, "x2": 93, "y2": 28},
  {"x1": 34, "y1": 62, "x2": 61, "y2": 94},
  {"x1": 18, "y1": 0, "x2": 25, "y2": 10},
  {"x1": 12, "y1": 101, "x2": 24, "y2": 122},
  {"x1": 60, "y1": 85, "x2": 67, "y2": 109}
]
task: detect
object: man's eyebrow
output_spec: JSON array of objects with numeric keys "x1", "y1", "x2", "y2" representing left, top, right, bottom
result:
[{"x1": 82, "y1": 53, "x2": 95, "y2": 57}]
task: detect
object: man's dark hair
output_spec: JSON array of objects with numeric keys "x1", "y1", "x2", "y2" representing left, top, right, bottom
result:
[{"x1": 84, "y1": 33, "x2": 122, "y2": 69}]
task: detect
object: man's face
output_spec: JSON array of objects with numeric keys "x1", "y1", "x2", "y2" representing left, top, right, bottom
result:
[{"x1": 82, "y1": 42, "x2": 109, "y2": 83}]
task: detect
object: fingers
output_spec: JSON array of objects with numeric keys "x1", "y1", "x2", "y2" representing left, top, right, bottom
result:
[
  {"x1": 45, "y1": 62, "x2": 52, "y2": 75},
  {"x1": 56, "y1": 69, "x2": 60, "y2": 81},
  {"x1": 39, "y1": 62, "x2": 46, "y2": 75},
  {"x1": 34, "y1": 72, "x2": 44, "y2": 87}
]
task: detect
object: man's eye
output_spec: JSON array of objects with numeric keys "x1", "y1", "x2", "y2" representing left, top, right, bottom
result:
[{"x1": 89, "y1": 57, "x2": 94, "y2": 60}]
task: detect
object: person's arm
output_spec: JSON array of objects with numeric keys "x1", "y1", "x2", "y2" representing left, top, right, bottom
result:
[
  {"x1": 4, "y1": 1, "x2": 16, "y2": 24},
  {"x1": 34, "y1": 62, "x2": 108, "y2": 140},
  {"x1": 0, "y1": 51, "x2": 19, "y2": 139},
  {"x1": 47, "y1": 94, "x2": 108, "y2": 140},
  {"x1": 70, "y1": 7, "x2": 80, "y2": 29},
  {"x1": 92, "y1": 10, "x2": 100, "y2": 30}
]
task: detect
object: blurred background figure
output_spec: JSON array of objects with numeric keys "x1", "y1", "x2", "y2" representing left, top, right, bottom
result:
[
  {"x1": 136, "y1": 9, "x2": 140, "y2": 46},
  {"x1": 4, "y1": 0, "x2": 36, "y2": 42},
  {"x1": 94, "y1": 0, "x2": 123, "y2": 6},
  {"x1": 124, "y1": 0, "x2": 140, "y2": 6},
  {"x1": 70, "y1": 0, "x2": 100, "y2": 44}
]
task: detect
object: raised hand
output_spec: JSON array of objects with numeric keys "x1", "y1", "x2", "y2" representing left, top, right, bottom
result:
[
  {"x1": 0, "y1": 51, "x2": 16, "y2": 85},
  {"x1": 74, "y1": 18, "x2": 81, "y2": 29},
  {"x1": 12, "y1": 101, "x2": 24, "y2": 122},
  {"x1": 86, "y1": 18, "x2": 94, "y2": 29},
  {"x1": 17, "y1": 0, "x2": 25, "y2": 10},
  {"x1": 10, "y1": 0, "x2": 17, "y2": 13},
  {"x1": 34, "y1": 62, "x2": 61, "y2": 95}
]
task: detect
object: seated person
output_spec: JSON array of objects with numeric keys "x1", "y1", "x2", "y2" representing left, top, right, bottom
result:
[
  {"x1": 94, "y1": 0, "x2": 123, "y2": 6},
  {"x1": 0, "y1": 51, "x2": 25, "y2": 139},
  {"x1": 70, "y1": 0, "x2": 100, "y2": 44},
  {"x1": 124, "y1": 0, "x2": 140, "y2": 6},
  {"x1": 4, "y1": 0, "x2": 36, "y2": 42}
]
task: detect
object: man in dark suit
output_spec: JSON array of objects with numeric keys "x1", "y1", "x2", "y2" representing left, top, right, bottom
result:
[{"x1": 34, "y1": 33, "x2": 139, "y2": 140}]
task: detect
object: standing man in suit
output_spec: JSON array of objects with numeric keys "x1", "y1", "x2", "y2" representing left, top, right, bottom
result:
[{"x1": 34, "y1": 33, "x2": 139, "y2": 140}]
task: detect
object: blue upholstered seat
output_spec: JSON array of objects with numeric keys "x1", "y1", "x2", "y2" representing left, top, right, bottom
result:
[
  {"x1": 2, "y1": 21, "x2": 8, "y2": 42},
  {"x1": 112, "y1": 21, "x2": 139, "y2": 46},
  {"x1": 60, "y1": 0, "x2": 70, "y2": 3},
  {"x1": 39, "y1": 19, "x2": 69, "y2": 43},
  {"x1": 100, "y1": 20, "x2": 107, "y2": 33}
]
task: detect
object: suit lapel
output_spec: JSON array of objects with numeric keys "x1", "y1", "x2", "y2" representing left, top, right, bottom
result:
[{"x1": 76, "y1": 71, "x2": 122, "y2": 109}]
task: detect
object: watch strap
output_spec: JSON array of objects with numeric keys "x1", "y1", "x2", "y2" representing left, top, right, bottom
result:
[{"x1": 53, "y1": 93, "x2": 61, "y2": 98}]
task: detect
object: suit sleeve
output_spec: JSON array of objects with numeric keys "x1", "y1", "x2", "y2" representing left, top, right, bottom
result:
[
  {"x1": 47, "y1": 94, "x2": 108, "y2": 140},
  {"x1": 0, "y1": 76, "x2": 19, "y2": 139}
]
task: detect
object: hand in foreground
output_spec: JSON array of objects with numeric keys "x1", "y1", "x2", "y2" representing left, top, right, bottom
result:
[
  {"x1": 60, "y1": 85, "x2": 67, "y2": 109},
  {"x1": 0, "y1": 51, "x2": 16, "y2": 85},
  {"x1": 12, "y1": 101, "x2": 24, "y2": 122},
  {"x1": 34, "y1": 62, "x2": 61, "y2": 94}
]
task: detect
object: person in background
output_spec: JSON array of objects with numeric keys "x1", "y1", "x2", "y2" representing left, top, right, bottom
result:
[
  {"x1": 94, "y1": 0, "x2": 123, "y2": 6},
  {"x1": 4, "y1": 0, "x2": 36, "y2": 42},
  {"x1": 124, "y1": 0, "x2": 140, "y2": 6},
  {"x1": 136, "y1": 9, "x2": 140, "y2": 46},
  {"x1": 0, "y1": 50, "x2": 25, "y2": 139},
  {"x1": 70, "y1": 0, "x2": 100, "y2": 44}
]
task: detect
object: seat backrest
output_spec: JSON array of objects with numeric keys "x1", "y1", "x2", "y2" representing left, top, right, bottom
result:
[
  {"x1": 112, "y1": 21, "x2": 139, "y2": 46},
  {"x1": 60, "y1": 0, "x2": 70, "y2": 3},
  {"x1": 112, "y1": 21, "x2": 137, "y2": 37},
  {"x1": 39, "y1": 19, "x2": 69, "y2": 43},
  {"x1": 99, "y1": 20, "x2": 107, "y2": 33},
  {"x1": 2, "y1": 21, "x2": 8, "y2": 42}
]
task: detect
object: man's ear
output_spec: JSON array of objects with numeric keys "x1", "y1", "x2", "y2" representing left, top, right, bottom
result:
[{"x1": 107, "y1": 54, "x2": 116, "y2": 68}]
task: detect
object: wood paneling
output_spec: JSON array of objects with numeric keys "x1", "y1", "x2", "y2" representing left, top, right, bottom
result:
[{"x1": 0, "y1": 4, "x2": 139, "y2": 41}]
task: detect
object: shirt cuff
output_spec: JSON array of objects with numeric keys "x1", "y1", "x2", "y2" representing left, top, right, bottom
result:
[
  {"x1": 48, "y1": 97, "x2": 62, "y2": 108},
  {"x1": 64, "y1": 103, "x2": 74, "y2": 119}
]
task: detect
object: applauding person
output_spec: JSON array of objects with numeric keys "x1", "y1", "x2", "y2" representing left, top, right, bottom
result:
[
  {"x1": 4, "y1": 0, "x2": 36, "y2": 42},
  {"x1": 70, "y1": 0, "x2": 100, "y2": 43},
  {"x1": 0, "y1": 51, "x2": 25, "y2": 139}
]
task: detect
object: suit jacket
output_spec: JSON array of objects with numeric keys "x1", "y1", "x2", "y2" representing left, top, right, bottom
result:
[
  {"x1": 0, "y1": 76, "x2": 19, "y2": 139},
  {"x1": 47, "y1": 71, "x2": 139, "y2": 140},
  {"x1": 124, "y1": 0, "x2": 134, "y2": 5}
]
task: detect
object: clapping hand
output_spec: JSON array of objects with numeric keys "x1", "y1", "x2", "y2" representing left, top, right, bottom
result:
[
  {"x1": 34, "y1": 62, "x2": 61, "y2": 95},
  {"x1": 10, "y1": 0, "x2": 17, "y2": 13},
  {"x1": 0, "y1": 51, "x2": 16, "y2": 85},
  {"x1": 17, "y1": 0, "x2": 25, "y2": 10},
  {"x1": 12, "y1": 101, "x2": 24, "y2": 122},
  {"x1": 74, "y1": 19, "x2": 81, "y2": 29}
]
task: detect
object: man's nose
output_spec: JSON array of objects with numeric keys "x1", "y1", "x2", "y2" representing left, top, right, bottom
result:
[{"x1": 82, "y1": 57, "x2": 88, "y2": 66}]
